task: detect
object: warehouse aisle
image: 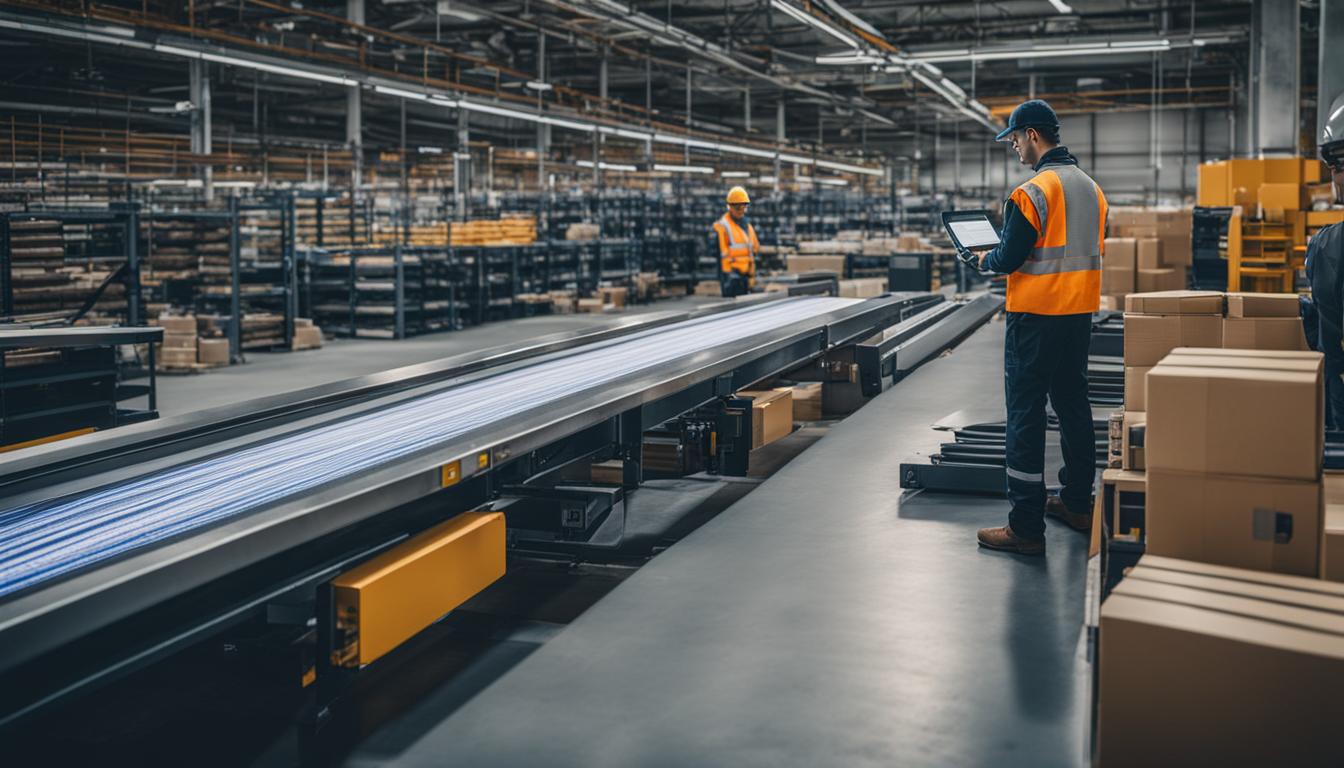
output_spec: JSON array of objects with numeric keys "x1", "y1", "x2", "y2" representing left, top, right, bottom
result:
[
  {"x1": 138, "y1": 296, "x2": 718, "y2": 416},
  {"x1": 368, "y1": 318, "x2": 1091, "y2": 768}
]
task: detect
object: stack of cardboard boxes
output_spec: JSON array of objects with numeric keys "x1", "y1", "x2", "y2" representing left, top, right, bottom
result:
[
  {"x1": 1121, "y1": 290, "x2": 1309, "y2": 473},
  {"x1": 1101, "y1": 207, "x2": 1194, "y2": 308},
  {"x1": 156, "y1": 314, "x2": 199, "y2": 369},
  {"x1": 1097, "y1": 290, "x2": 1340, "y2": 761},
  {"x1": 1145, "y1": 347, "x2": 1324, "y2": 576}
]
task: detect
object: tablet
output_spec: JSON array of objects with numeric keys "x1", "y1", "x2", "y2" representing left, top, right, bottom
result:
[{"x1": 941, "y1": 210, "x2": 1001, "y2": 250}]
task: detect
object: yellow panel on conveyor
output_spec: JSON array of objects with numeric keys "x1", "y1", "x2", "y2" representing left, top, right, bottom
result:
[{"x1": 331, "y1": 511, "x2": 505, "y2": 667}]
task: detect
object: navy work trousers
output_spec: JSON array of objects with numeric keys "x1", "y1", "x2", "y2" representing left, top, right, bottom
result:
[{"x1": 1004, "y1": 311, "x2": 1095, "y2": 539}]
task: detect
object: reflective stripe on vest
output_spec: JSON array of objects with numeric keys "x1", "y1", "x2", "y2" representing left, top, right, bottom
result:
[{"x1": 1005, "y1": 163, "x2": 1106, "y2": 315}]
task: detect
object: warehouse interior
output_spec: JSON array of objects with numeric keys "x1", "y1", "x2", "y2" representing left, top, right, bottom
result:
[{"x1": 1, "y1": 1, "x2": 1342, "y2": 765}]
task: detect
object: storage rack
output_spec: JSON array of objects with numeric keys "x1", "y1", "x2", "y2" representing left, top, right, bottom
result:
[
  {"x1": 0, "y1": 326, "x2": 161, "y2": 448},
  {"x1": 305, "y1": 245, "x2": 456, "y2": 339},
  {"x1": 0, "y1": 206, "x2": 141, "y2": 327},
  {"x1": 141, "y1": 197, "x2": 299, "y2": 361}
]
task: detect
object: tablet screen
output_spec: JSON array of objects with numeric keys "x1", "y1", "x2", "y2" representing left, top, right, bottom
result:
[{"x1": 947, "y1": 217, "x2": 1001, "y2": 249}]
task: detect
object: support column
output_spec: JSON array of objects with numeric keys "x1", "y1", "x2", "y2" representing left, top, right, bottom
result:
[
  {"x1": 1249, "y1": 0, "x2": 1300, "y2": 156},
  {"x1": 347, "y1": 0, "x2": 365, "y2": 190},
  {"x1": 775, "y1": 100, "x2": 784, "y2": 193},
  {"x1": 537, "y1": 34, "x2": 547, "y2": 191},
  {"x1": 744, "y1": 86, "x2": 752, "y2": 133},
  {"x1": 189, "y1": 60, "x2": 212, "y2": 201},
  {"x1": 1321, "y1": 0, "x2": 1344, "y2": 146},
  {"x1": 597, "y1": 48, "x2": 607, "y2": 190},
  {"x1": 456, "y1": 110, "x2": 469, "y2": 220}
]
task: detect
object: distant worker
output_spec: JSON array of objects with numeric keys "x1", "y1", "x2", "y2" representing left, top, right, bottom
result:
[
  {"x1": 1305, "y1": 92, "x2": 1344, "y2": 428},
  {"x1": 713, "y1": 186, "x2": 759, "y2": 297},
  {"x1": 971, "y1": 99, "x2": 1107, "y2": 556}
]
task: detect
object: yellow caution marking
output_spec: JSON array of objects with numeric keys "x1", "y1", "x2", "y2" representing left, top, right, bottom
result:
[
  {"x1": 476, "y1": 451, "x2": 490, "y2": 470},
  {"x1": 441, "y1": 460, "x2": 462, "y2": 487},
  {"x1": 0, "y1": 427, "x2": 96, "y2": 453}
]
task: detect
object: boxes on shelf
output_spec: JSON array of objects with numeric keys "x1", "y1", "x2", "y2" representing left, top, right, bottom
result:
[
  {"x1": 786, "y1": 254, "x2": 847, "y2": 274},
  {"x1": 598, "y1": 285, "x2": 628, "y2": 309},
  {"x1": 577, "y1": 297, "x2": 605, "y2": 314},
  {"x1": 1098, "y1": 557, "x2": 1344, "y2": 766}
]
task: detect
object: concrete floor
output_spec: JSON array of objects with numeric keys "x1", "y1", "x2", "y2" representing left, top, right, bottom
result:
[
  {"x1": 139, "y1": 296, "x2": 719, "y2": 417},
  {"x1": 377, "y1": 317, "x2": 1092, "y2": 768}
]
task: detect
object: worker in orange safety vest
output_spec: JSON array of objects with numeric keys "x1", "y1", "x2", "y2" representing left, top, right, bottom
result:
[
  {"x1": 971, "y1": 99, "x2": 1107, "y2": 557},
  {"x1": 712, "y1": 186, "x2": 759, "y2": 297}
]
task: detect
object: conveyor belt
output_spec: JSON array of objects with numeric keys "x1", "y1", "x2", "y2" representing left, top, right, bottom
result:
[
  {"x1": 0, "y1": 298, "x2": 856, "y2": 600},
  {"x1": 376, "y1": 319, "x2": 1090, "y2": 767}
]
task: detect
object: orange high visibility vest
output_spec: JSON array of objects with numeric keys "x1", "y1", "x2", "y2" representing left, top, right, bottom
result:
[
  {"x1": 1005, "y1": 162, "x2": 1107, "y2": 315},
  {"x1": 713, "y1": 213, "x2": 758, "y2": 277}
]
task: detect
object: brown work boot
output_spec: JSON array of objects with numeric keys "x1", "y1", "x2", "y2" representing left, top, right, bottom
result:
[
  {"x1": 977, "y1": 525, "x2": 1045, "y2": 556},
  {"x1": 1046, "y1": 495, "x2": 1093, "y2": 532}
]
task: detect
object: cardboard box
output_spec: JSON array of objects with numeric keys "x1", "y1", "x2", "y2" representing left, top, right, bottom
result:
[
  {"x1": 1137, "y1": 553, "x2": 1344, "y2": 595},
  {"x1": 786, "y1": 254, "x2": 847, "y2": 274},
  {"x1": 577, "y1": 297, "x2": 606, "y2": 313},
  {"x1": 1226, "y1": 292, "x2": 1302, "y2": 318},
  {"x1": 1124, "y1": 290, "x2": 1224, "y2": 315},
  {"x1": 693, "y1": 281, "x2": 721, "y2": 297},
  {"x1": 1121, "y1": 411, "x2": 1145, "y2": 471},
  {"x1": 1136, "y1": 267, "x2": 1184, "y2": 293},
  {"x1": 789, "y1": 383, "x2": 823, "y2": 421},
  {"x1": 162, "y1": 332, "x2": 198, "y2": 350},
  {"x1": 597, "y1": 285, "x2": 628, "y2": 309},
  {"x1": 1101, "y1": 267, "x2": 1134, "y2": 297},
  {"x1": 1327, "y1": 471, "x2": 1344, "y2": 506},
  {"x1": 1098, "y1": 582, "x2": 1344, "y2": 765},
  {"x1": 1123, "y1": 366, "x2": 1151, "y2": 411},
  {"x1": 1103, "y1": 237, "x2": 1137, "y2": 269},
  {"x1": 1157, "y1": 233, "x2": 1193, "y2": 267},
  {"x1": 292, "y1": 325, "x2": 323, "y2": 350},
  {"x1": 1145, "y1": 468, "x2": 1322, "y2": 576},
  {"x1": 1136, "y1": 238, "x2": 1162, "y2": 270},
  {"x1": 837, "y1": 278, "x2": 887, "y2": 299},
  {"x1": 1122, "y1": 314, "x2": 1222, "y2": 367},
  {"x1": 738, "y1": 389, "x2": 794, "y2": 449},
  {"x1": 1325, "y1": 504, "x2": 1344, "y2": 583},
  {"x1": 1145, "y1": 358, "x2": 1323, "y2": 481},
  {"x1": 197, "y1": 338, "x2": 229, "y2": 365},
  {"x1": 156, "y1": 314, "x2": 196, "y2": 334},
  {"x1": 1222, "y1": 316, "x2": 1309, "y2": 351},
  {"x1": 1098, "y1": 590, "x2": 1344, "y2": 765},
  {"x1": 159, "y1": 347, "x2": 197, "y2": 367}
]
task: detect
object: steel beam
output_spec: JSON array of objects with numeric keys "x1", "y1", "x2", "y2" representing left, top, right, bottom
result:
[{"x1": 1249, "y1": 0, "x2": 1301, "y2": 156}]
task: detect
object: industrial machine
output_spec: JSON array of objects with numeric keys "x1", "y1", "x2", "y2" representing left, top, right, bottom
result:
[{"x1": 0, "y1": 292, "x2": 996, "y2": 731}]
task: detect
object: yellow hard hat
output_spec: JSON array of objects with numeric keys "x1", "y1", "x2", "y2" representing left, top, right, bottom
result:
[{"x1": 726, "y1": 186, "x2": 751, "y2": 205}]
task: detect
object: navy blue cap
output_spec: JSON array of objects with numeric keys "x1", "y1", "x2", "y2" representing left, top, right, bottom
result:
[{"x1": 995, "y1": 99, "x2": 1060, "y2": 141}]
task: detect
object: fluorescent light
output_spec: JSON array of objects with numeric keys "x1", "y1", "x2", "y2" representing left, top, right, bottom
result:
[
  {"x1": 757, "y1": 176, "x2": 778, "y2": 184},
  {"x1": 653, "y1": 163, "x2": 714, "y2": 174},
  {"x1": 374, "y1": 85, "x2": 431, "y2": 101},
  {"x1": 909, "y1": 39, "x2": 1173, "y2": 63},
  {"x1": 576, "y1": 160, "x2": 638, "y2": 172},
  {"x1": 815, "y1": 177, "x2": 849, "y2": 186},
  {"x1": 815, "y1": 158, "x2": 882, "y2": 177},
  {"x1": 198, "y1": 52, "x2": 357, "y2": 86},
  {"x1": 770, "y1": 0, "x2": 861, "y2": 49},
  {"x1": 153, "y1": 43, "x2": 201, "y2": 59},
  {"x1": 814, "y1": 52, "x2": 883, "y2": 66},
  {"x1": 540, "y1": 115, "x2": 596, "y2": 133},
  {"x1": 214, "y1": 180, "x2": 258, "y2": 188},
  {"x1": 418, "y1": 146, "x2": 444, "y2": 154},
  {"x1": 525, "y1": 81, "x2": 553, "y2": 91},
  {"x1": 721, "y1": 171, "x2": 751, "y2": 178},
  {"x1": 1047, "y1": 0, "x2": 1074, "y2": 13}
]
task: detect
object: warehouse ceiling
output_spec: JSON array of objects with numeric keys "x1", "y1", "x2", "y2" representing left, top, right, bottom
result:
[{"x1": 0, "y1": 0, "x2": 1318, "y2": 182}]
